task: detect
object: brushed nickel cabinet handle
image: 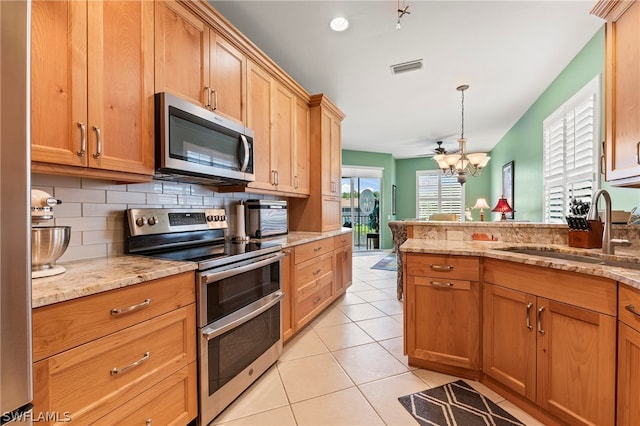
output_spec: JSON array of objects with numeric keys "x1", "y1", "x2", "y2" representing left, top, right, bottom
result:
[
  {"x1": 77, "y1": 122, "x2": 86, "y2": 157},
  {"x1": 203, "y1": 86, "x2": 211, "y2": 108},
  {"x1": 92, "y1": 125, "x2": 102, "y2": 159},
  {"x1": 537, "y1": 306, "x2": 545, "y2": 335},
  {"x1": 275, "y1": 170, "x2": 279, "y2": 186},
  {"x1": 111, "y1": 298, "x2": 151, "y2": 316},
  {"x1": 625, "y1": 304, "x2": 640, "y2": 318},
  {"x1": 313, "y1": 246, "x2": 322, "y2": 252},
  {"x1": 526, "y1": 302, "x2": 533, "y2": 330},
  {"x1": 212, "y1": 88, "x2": 218, "y2": 111},
  {"x1": 271, "y1": 170, "x2": 277, "y2": 186},
  {"x1": 294, "y1": 176, "x2": 299, "y2": 189},
  {"x1": 313, "y1": 296, "x2": 321, "y2": 305},
  {"x1": 430, "y1": 264, "x2": 453, "y2": 271},
  {"x1": 313, "y1": 268, "x2": 322, "y2": 276},
  {"x1": 637, "y1": 141, "x2": 640, "y2": 165},
  {"x1": 430, "y1": 280, "x2": 454, "y2": 287},
  {"x1": 110, "y1": 352, "x2": 150, "y2": 376}
]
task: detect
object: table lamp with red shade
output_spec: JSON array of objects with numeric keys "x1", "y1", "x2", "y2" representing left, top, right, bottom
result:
[{"x1": 491, "y1": 195, "x2": 514, "y2": 221}]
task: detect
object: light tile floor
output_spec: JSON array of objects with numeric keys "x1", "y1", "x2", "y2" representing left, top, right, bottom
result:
[{"x1": 211, "y1": 251, "x2": 544, "y2": 426}]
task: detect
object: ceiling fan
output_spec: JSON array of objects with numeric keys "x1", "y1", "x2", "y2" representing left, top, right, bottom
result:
[{"x1": 417, "y1": 140, "x2": 460, "y2": 158}]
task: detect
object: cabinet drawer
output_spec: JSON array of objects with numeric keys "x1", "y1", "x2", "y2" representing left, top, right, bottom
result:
[
  {"x1": 33, "y1": 304, "x2": 196, "y2": 425},
  {"x1": 295, "y1": 253, "x2": 333, "y2": 287},
  {"x1": 406, "y1": 253, "x2": 479, "y2": 281},
  {"x1": 413, "y1": 276, "x2": 471, "y2": 290},
  {"x1": 295, "y1": 238, "x2": 334, "y2": 264},
  {"x1": 94, "y1": 362, "x2": 197, "y2": 425},
  {"x1": 619, "y1": 285, "x2": 640, "y2": 332},
  {"x1": 33, "y1": 272, "x2": 195, "y2": 362},
  {"x1": 334, "y1": 233, "x2": 351, "y2": 248},
  {"x1": 295, "y1": 272, "x2": 333, "y2": 324}
]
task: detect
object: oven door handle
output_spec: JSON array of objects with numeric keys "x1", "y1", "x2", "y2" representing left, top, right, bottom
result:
[
  {"x1": 202, "y1": 291, "x2": 285, "y2": 341},
  {"x1": 199, "y1": 252, "x2": 284, "y2": 285}
]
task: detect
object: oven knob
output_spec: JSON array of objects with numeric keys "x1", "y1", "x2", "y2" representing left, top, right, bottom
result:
[
  {"x1": 214, "y1": 215, "x2": 220, "y2": 221},
  {"x1": 206, "y1": 215, "x2": 214, "y2": 222},
  {"x1": 147, "y1": 216, "x2": 158, "y2": 226},
  {"x1": 220, "y1": 215, "x2": 226, "y2": 221},
  {"x1": 135, "y1": 217, "x2": 146, "y2": 226}
]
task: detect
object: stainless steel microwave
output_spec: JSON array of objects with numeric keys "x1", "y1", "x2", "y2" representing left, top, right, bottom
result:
[{"x1": 155, "y1": 92, "x2": 255, "y2": 184}]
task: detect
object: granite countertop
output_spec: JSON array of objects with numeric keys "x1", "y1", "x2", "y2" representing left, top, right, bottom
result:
[
  {"x1": 32, "y1": 256, "x2": 198, "y2": 309},
  {"x1": 32, "y1": 229, "x2": 353, "y2": 309},
  {"x1": 400, "y1": 238, "x2": 640, "y2": 290}
]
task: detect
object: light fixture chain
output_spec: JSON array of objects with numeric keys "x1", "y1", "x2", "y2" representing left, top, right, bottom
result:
[{"x1": 460, "y1": 88, "x2": 465, "y2": 140}]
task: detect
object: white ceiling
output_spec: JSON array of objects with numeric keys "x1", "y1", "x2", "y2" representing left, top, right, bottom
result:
[{"x1": 209, "y1": 0, "x2": 604, "y2": 159}]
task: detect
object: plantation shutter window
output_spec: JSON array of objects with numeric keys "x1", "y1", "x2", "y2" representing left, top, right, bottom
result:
[
  {"x1": 543, "y1": 76, "x2": 600, "y2": 224},
  {"x1": 416, "y1": 170, "x2": 464, "y2": 220}
]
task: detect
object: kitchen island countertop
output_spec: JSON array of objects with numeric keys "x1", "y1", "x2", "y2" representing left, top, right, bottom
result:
[{"x1": 401, "y1": 238, "x2": 640, "y2": 290}]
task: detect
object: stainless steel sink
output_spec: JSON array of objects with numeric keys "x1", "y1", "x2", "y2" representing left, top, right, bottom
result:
[{"x1": 499, "y1": 247, "x2": 640, "y2": 270}]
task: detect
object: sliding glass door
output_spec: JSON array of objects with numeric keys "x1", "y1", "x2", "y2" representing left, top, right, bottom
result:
[{"x1": 341, "y1": 175, "x2": 381, "y2": 251}]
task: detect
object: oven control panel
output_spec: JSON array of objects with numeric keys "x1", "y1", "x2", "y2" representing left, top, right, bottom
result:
[{"x1": 127, "y1": 208, "x2": 228, "y2": 236}]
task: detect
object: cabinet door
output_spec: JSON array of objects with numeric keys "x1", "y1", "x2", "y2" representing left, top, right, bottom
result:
[
  {"x1": 334, "y1": 244, "x2": 352, "y2": 297},
  {"x1": 604, "y1": 1, "x2": 640, "y2": 184},
  {"x1": 155, "y1": 0, "x2": 209, "y2": 107},
  {"x1": 272, "y1": 82, "x2": 295, "y2": 193},
  {"x1": 320, "y1": 110, "x2": 334, "y2": 196},
  {"x1": 281, "y1": 248, "x2": 294, "y2": 342},
  {"x1": 617, "y1": 321, "x2": 640, "y2": 426},
  {"x1": 406, "y1": 275, "x2": 479, "y2": 371},
  {"x1": 330, "y1": 117, "x2": 342, "y2": 195},
  {"x1": 86, "y1": 0, "x2": 154, "y2": 175},
  {"x1": 209, "y1": 31, "x2": 246, "y2": 124},
  {"x1": 536, "y1": 298, "x2": 616, "y2": 426},
  {"x1": 246, "y1": 61, "x2": 274, "y2": 191},
  {"x1": 483, "y1": 284, "x2": 536, "y2": 401},
  {"x1": 31, "y1": 0, "x2": 88, "y2": 167},
  {"x1": 294, "y1": 97, "x2": 310, "y2": 195}
]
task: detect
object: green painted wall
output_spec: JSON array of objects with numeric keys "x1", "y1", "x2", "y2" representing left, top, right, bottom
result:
[
  {"x1": 488, "y1": 27, "x2": 640, "y2": 221},
  {"x1": 342, "y1": 150, "x2": 396, "y2": 249}
]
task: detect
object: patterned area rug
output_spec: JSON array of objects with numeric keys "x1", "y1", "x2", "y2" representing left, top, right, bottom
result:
[
  {"x1": 398, "y1": 380, "x2": 525, "y2": 426},
  {"x1": 370, "y1": 253, "x2": 397, "y2": 271}
]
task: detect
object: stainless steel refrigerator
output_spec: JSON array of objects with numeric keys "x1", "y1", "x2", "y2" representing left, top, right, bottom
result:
[{"x1": 1, "y1": 0, "x2": 33, "y2": 424}]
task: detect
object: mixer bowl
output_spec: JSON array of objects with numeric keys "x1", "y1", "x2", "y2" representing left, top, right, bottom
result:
[{"x1": 32, "y1": 226, "x2": 71, "y2": 271}]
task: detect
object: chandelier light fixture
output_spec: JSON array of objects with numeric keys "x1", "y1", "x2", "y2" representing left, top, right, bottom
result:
[
  {"x1": 396, "y1": 0, "x2": 410, "y2": 30},
  {"x1": 433, "y1": 85, "x2": 490, "y2": 185}
]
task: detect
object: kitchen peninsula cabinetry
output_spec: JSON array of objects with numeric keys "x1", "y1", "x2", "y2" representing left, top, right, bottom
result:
[
  {"x1": 592, "y1": 1, "x2": 640, "y2": 186},
  {"x1": 333, "y1": 234, "x2": 353, "y2": 297},
  {"x1": 293, "y1": 238, "x2": 335, "y2": 330},
  {"x1": 483, "y1": 259, "x2": 616, "y2": 426},
  {"x1": 617, "y1": 285, "x2": 640, "y2": 425},
  {"x1": 155, "y1": 0, "x2": 246, "y2": 124},
  {"x1": 404, "y1": 253, "x2": 480, "y2": 377},
  {"x1": 32, "y1": 272, "x2": 197, "y2": 425},
  {"x1": 289, "y1": 94, "x2": 345, "y2": 232},
  {"x1": 31, "y1": 0, "x2": 154, "y2": 181}
]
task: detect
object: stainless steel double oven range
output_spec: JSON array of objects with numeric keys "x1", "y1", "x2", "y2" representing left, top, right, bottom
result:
[{"x1": 126, "y1": 208, "x2": 284, "y2": 425}]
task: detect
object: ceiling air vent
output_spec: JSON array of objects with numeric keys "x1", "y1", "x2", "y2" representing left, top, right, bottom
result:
[{"x1": 390, "y1": 59, "x2": 423, "y2": 75}]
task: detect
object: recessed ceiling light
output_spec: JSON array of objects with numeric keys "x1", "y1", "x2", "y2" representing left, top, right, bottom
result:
[{"x1": 330, "y1": 17, "x2": 349, "y2": 32}]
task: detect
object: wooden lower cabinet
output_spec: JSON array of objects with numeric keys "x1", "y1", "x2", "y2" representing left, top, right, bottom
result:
[
  {"x1": 404, "y1": 253, "x2": 480, "y2": 376},
  {"x1": 282, "y1": 232, "x2": 352, "y2": 342},
  {"x1": 483, "y1": 260, "x2": 616, "y2": 426},
  {"x1": 333, "y1": 234, "x2": 352, "y2": 297},
  {"x1": 617, "y1": 284, "x2": 640, "y2": 425},
  {"x1": 32, "y1": 273, "x2": 197, "y2": 425}
]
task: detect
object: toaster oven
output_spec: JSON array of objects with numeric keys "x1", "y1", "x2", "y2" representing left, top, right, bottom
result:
[{"x1": 245, "y1": 200, "x2": 288, "y2": 238}]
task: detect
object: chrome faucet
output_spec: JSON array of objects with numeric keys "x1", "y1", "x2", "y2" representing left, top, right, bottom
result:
[{"x1": 587, "y1": 189, "x2": 631, "y2": 254}]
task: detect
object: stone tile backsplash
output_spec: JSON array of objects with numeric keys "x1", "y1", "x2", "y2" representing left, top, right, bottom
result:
[{"x1": 32, "y1": 174, "x2": 278, "y2": 262}]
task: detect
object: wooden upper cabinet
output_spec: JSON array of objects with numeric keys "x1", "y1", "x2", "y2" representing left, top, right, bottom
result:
[
  {"x1": 155, "y1": 0, "x2": 209, "y2": 108},
  {"x1": 246, "y1": 60, "x2": 275, "y2": 191},
  {"x1": 209, "y1": 32, "x2": 246, "y2": 124},
  {"x1": 295, "y1": 98, "x2": 310, "y2": 195},
  {"x1": 155, "y1": 0, "x2": 246, "y2": 124},
  {"x1": 592, "y1": 1, "x2": 640, "y2": 185},
  {"x1": 272, "y1": 82, "x2": 296, "y2": 193},
  {"x1": 31, "y1": 0, "x2": 154, "y2": 178}
]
